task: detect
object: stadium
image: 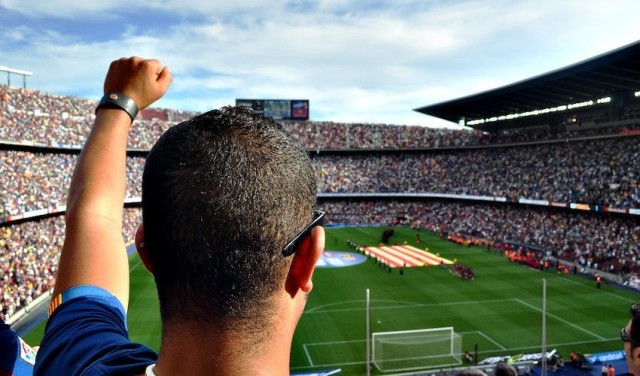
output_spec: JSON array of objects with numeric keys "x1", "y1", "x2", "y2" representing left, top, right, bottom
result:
[{"x1": 2, "y1": 38, "x2": 640, "y2": 375}]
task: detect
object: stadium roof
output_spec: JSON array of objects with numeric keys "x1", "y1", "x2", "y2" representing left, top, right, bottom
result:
[{"x1": 414, "y1": 40, "x2": 640, "y2": 132}]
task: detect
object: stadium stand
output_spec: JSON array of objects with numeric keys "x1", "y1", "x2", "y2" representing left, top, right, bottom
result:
[
  {"x1": 1, "y1": 135, "x2": 639, "y2": 218},
  {"x1": 5, "y1": 82, "x2": 640, "y2": 151},
  {"x1": 0, "y1": 208, "x2": 141, "y2": 321},
  {"x1": 314, "y1": 137, "x2": 640, "y2": 208},
  {"x1": 0, "y1": 123, "x2": 637, "y2": 322}
]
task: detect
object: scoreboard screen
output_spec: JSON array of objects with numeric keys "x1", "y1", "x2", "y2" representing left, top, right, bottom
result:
[{"x1": 236, "y1": 99, "x2": 309, "y2": 120}]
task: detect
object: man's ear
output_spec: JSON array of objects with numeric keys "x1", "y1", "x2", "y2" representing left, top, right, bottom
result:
[
  {"x1": 135, "y1": 224, "x2": 153, "y2": 274},
  {"x1": 285, "y1": 226, "x2": 325, "y2": 297}
]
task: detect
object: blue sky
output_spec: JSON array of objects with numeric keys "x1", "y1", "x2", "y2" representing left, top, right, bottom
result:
[{"x1": 1, "y1": 0, "x2": 639, "y2": 127}]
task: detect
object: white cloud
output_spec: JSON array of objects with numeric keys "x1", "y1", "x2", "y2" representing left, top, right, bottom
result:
[{"x1": 1, "y1": 0, "x2": 640, "y2": 127}]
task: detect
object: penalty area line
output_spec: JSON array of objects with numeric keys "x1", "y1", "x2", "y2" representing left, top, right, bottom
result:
[
  {"x1": 302, "y1": 344, "x2": 315, "y2": 367},
  {"x1": 462, "y1": 331, "x2": 506, "y2": 351},
  {"x1": 514, "y1": 298, "x2": 605, "y2": 340}
]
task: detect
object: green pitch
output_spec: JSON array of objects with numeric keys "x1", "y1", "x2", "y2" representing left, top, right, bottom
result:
[{"x1": 24, "y1": 226, "x2": 638, "y2": 375}]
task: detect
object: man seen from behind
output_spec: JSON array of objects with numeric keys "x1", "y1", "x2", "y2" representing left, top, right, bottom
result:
[{"x1": 34, "y1": 57, "x2": 325, "y2": 375}]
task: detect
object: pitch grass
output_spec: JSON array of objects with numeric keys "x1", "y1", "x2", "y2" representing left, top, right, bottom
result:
[{"x1": 24, "y1": 226, "x2": 639, "y2": 375}]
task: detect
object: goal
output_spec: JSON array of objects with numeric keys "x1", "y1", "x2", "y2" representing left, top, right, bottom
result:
[{"x1": 371, "y1": 327, "x2": 462, "y2": 372}]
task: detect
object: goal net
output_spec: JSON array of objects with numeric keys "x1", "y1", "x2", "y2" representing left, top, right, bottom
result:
[{"x1": 371, "y1": 327, "x2": 462, "y2": 373}]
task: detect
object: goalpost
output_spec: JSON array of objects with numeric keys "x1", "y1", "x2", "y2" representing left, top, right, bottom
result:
[{"x1": 371, "y1": 327, "x2": 463, "y2": 373}]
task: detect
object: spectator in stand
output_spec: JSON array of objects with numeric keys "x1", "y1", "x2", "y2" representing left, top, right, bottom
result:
[
  {"x1": 455, "y1": 368, "x2": 487, "y2": 376},
  {"x1": 495, "y1": 361, "x2": 517, "y2": 376},
  {"x1": 35, "y1": 57, "x2": 325, "y2": 375}
]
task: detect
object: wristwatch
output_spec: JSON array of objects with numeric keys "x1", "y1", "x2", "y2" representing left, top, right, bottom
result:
[{"x1": 95, "y1": 92, "x2": 139, "y2": 122}]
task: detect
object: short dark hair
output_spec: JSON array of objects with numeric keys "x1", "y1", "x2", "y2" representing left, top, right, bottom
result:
[
  {"x1": 495, "y1": 362, "x2": 517, "y2": 376},
  {"x1": 142, "y1": 106, "x2": 317, "y2": 332},
  {"x1": 455, "y1": 368, "x2": 487, "y2": 376}
]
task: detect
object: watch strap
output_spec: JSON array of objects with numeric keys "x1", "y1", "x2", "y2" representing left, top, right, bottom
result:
[{"x1": 95, "y1": 92, "x2": 139, "y2": 122}]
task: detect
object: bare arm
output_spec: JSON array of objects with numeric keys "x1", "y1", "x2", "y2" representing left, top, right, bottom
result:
[{"x1": 52, "y1": 57, "x2": 172, "y2": 310}]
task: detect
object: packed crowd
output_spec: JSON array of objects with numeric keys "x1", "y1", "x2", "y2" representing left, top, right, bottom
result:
[
  {"x1": 3, "y1": 85, "x2": 640, "y2": 150},
  {"x1": 0, "y1": 150, "x2": 145, "y2": 217},
  {"x1": 315, "y1": 136, "x2": 640, "y2": 208},
  {"x1": 1, "y1": 135, "x2": 639, "y2": 217},
  {"x1": 0, "y1": 208, "x2": 141, "y2": 321},
  {"x1": 0, "y1": 85, "x2": 188, "y2": 149}
]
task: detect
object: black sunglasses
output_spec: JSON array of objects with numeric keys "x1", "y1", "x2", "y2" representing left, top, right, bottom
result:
[
  {"x1": 282, "y1": 210, "x2": 325, "y2": 256},
  {"x1": 621, "y1": 327, "x2": 640, "y2": 347}
]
